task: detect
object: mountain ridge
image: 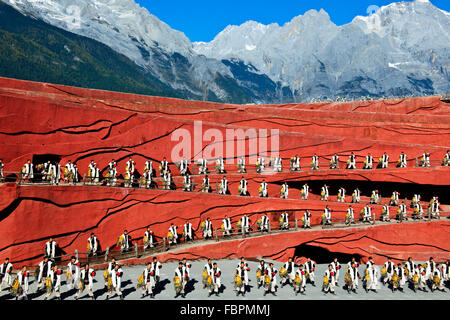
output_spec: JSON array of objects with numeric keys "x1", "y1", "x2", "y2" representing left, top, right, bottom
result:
[{"x1": 2, "y1": 0, "x2": 449, "y2": 103}]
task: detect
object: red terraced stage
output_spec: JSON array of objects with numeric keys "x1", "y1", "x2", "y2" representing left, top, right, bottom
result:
[{"x1": 0, "y1": 77, "x2": 449, "y2": 267}]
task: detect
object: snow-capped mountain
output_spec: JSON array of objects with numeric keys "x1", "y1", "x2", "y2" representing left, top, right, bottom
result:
[
  {"x1": 3, "y1": 0, "x2": 260, "y2": 102},
  {"x1": 2, "y1": 0, "x2": 450, "y2": 103},
  {"x1": 194, "y1": 0, "x2": 450, "y2": 100}
]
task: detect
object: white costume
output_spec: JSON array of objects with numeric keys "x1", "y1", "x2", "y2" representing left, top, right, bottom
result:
[
  {"x1": 168, "y1": 225, "x2": 178, "y2": 245},
  {"x1": 202, "y1": 176, "x2": 210, "y2": 193},
  {"x1": 280, "y1": 183, "x2": 289, "y2": 199},
  {"x1": 290, "y1": 156, "x2": 300, "y2": 171},
  {"x1": 240, "y1": 216, "x2": 250, "y2": 235},
  {"x1": 222, "y1": 217, "x2": 232, "y2": 236},
  {"x1": 163, "y1": 172, "x2": 172, "y2": 190},
  {"x1": 235, "y1": 266, "x2": 249, "y2": 294},
  {"x1": 23, "y1": 162, "x2": 34, "y2": 179},
  {"x1": 281, "y1": 261, "x2": 296, "y2": 286},
  {"x1": 421, "y1": 153, "x2": 430, "y2": 167},
  {"x1": 390, "y1": 191, "x2": 399, "y2": 206},
  {"x1": 219, "y1": 178, "x2": 228, "y2": 195},
  {"x1": 45, "y1": 240, "x2": 57, "y2": 259},
  {"x1": 321, "y1": 185, "x2": 329, "y2": 201},
  {"x1": 87, "y1": 235, "x2": 98, "y2": 256},
  {"x1": 347, "y1": 154, "x2": 356, "y2": 169},
  {"x1": 346, "y1": 207, "x2": 354, "y2": 225},
  {"x1": 264, "y1": 266, "x2": 277, "y2": 294},
  {"x1": 365, "y1": 264, "x2": 378, "y2": 291},
  {"x1": 295, "y1": 268, "x2": 307, "y2": 294},
  {"x1": 362, "y1": 206, "x2": 372, "y2": 223},
  {"x1": 77, "y1": 268, "x2": 95, "y2": 299},
  {"x1": 364, "y1": 155, "x2": 373, "y2": 169},
  {"x1": 109, "y1": 268, "x2": 123, "y2": 298},
  {"x1": 16, "y1": 270, "x2": 30, "y2": 300},
  {"x1": 352, "y1": 189, "x2": 361, "y2": 203},
  {"x1": 370, "y1": 190, "x2": 379, "y2": 204},
  {"x1": 45, "y1": 268, "x2": 62, "y2": 299},
  {"x1": 256, "y1": 157, "x2": 265, "y2": 173},
  {"x1": 179, "y1": 159, "x2": 188, "y2": 176},
  {"x1": 66, "y1": 259, "x2": 80, "y2": 290},
  {"x1": 119, "y1": 233, "x2": 131, "y2": 252},
  {"x1": 144, "y1": 230, "x2": 155, "y2": 249},
  {"x1": 237, "y1": 157, "x2": 246, "y2": 173},
  {"x1": 397, "y1": 203, "x2": 407, "y2": 220},
  {"x1": 208, "y1": 266, "x2": 222, "y2": 295},
  {"x1": 160, "y1": 160, "x2": 169, "y2": 176},
  {"x1": 381, "y1": 205, "x2": 390, "y2": 221},
  {"x1": 198, "y1": 158, "x2": 208, "y2": 175},
  {"x1": 303, "y1": 211, "x2": 311, "y2": 228},
  {"x1": 322, "y1": 208, "x2": 331, "y2": 225},
  {"x1": 331, "y1": 261, "x2": 341, "y2": 285},
  {"x1": 37, "y1": 260, "x2": 53, "y2": 289},
  {"x1": 142, "y1": 267, "x2": 155, "y2": 296},
  {"x1": 50, "y1": 164, "x2": 61, "y2": 185},
  {"x1": 273, "y1": 156, "x2": 282, "y2": 172},
  {"x1": 216, "y1": 157, "x2": 225, "y2": 174},
  {"x1": 259, "y1": 215, "x2": 270, "y2": 232},
  {"x1": 380, "y1": 153, "x2": 389, "y2": 168},
  {"x1": 238, "y1": 179, "x2": 248, "y2": 196},
  {"x1": 323, "y1": 269, "x2": 336, "y2": 293},
  {"x1": 183, "y1": 222, "x2": 193, "y2": 242},
  {"x1": 182, "y1": 175, "x2": 192, "y2": 191},
  {"x1": 0, "y1": 261, "x2": 13, "y2": 290},
  {"x1": 383, "y1": 261, "x2": 395, "y2": 284},
  {"x1": 280, "y1": 212, "x2": 289, "y2": 230},
  {"x1": 398, "y1": 153, "x2": 407, "y2": 168},
  {"x1": 311, "y1": 155, "x2": 319, "y2": 170},
  {"x1": 330, "y1": 155, "x2": 339, "y2": 169},
  {"x1": 337, "y1": 187, "x2": 345, "y2": 203},
  {"x1": 259, "y1": 181, "x2": 268, "y2": 197},
  {"x1": 305, "y1": 260, "x2": 316, "y2": 284},
  {"x1": 301, "y1": 184, "x2": 309, "y2": 200},
  {"x1": 203, "y1": 219, "x2": 213, "y2": 239}
]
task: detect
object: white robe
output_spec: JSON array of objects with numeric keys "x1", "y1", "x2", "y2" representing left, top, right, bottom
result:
[{"x1": 45, "y1": 241, "x2": 57, "y2": 258}]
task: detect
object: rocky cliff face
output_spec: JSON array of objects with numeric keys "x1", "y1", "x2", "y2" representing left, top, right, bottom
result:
[{"x1": 0, "y1": 77, "x2": 448, "y2": 266}]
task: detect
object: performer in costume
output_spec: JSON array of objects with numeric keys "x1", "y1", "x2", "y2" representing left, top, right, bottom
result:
[
  {"x1": 76, "y1": 264, "x2": 95, "y2": 300},
  {"x1": 143, "y1": 227, "x2": 155, "y2": 249},
  {"x1": 65, "y1": 256, "x2": 80, "y2": 290},
  {"x1": 259, "y1": 179, "x2": 268, "y2": 198},
  {"x1": 107, "y1": 264, "x2": 124, "y2": 300},
  {"x1": 222, "y1": 215, "x2": 232, "y2": 237},
  {"x1": 346, "y1": 152, "x2": 356, "y2": 169},
  {"x1": 363, "y1": 153, "x2": 373, "y2": 169},
  {"x1": 302, "y1": 210, "x2": 311, "y2": 229},
  {"x1": 330, "y1": 154, "x2": 339, "y2": 169},
  {"x1": 0, "y1": 258, "x2": 13, "y2": 291},
  {"x1": 45, "y1": 238, "x2": 57, "y2": 259},
  {"x1": 398, "y1": 152, "x2": 407, "y2": 168},
  {"x1": 263, "y1": 263, "x2": 277, "y2": 296},
  {"x1": 323, "y1": 264, "x2": 336, "y2": 294},
  {"x1": 290, "y1": 155, "x2": 300, "y2": 171},
  {"x1": 15, "y1": 266, "x2": 30, "y2": 300},
  {"x1": 87, "y1": 233, "x2": 98, "y2": 256},
  {"x1": 44, "y1": 265, "x2": 63, "y2": 300},
  {"x1": 280, "y1": 257, "x2": 296, "y2": 287}
]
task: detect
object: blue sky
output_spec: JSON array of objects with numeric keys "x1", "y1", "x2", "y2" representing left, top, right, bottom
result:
[{"x1": 135, "y1": 0, "x2": 450, "y2": 42}]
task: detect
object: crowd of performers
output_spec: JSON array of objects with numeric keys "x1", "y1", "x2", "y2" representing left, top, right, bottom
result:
[
  {"x1": 7, "y1": 149, "x2": 450, "y2": 186},
  {"x1": 1, "y1": 254, "x2": 449, "y2": 300}
]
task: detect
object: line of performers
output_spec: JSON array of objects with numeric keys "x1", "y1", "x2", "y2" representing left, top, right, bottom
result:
[
  {"x1": 2, "y1": 254, "x2": 449, "y2": 300},
  {"x1": 13, "y1": 149, "x2": 450, "y2": 185}
]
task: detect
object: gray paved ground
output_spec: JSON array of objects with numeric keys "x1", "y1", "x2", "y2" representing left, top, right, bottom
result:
[{"x1": 1, "y1": 260, "x2": 448, "y2": 300}]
